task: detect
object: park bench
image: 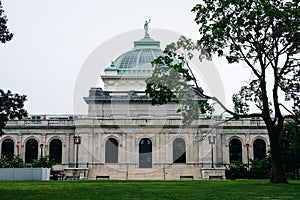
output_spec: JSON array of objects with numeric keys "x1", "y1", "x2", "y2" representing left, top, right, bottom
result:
[
  {"x1": 209, "y1": 175, "x2": 223, "y2": 180},
  {"x1": 180, "y1": 176, "x2": 194, "y2": 180},
  {"x1": 96, "y1": 175, "x2": 110, "y2": 180},
  {"x1": 65, "y1": 175, "x2": 79, "y2": 180}
]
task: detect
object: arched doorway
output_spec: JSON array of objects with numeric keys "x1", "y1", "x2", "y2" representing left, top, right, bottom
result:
[
  {"x1": 25, "y1": 139, "x2": 38, "y2": 163},
  {"x1": 173, "y1": 138, "x2": 186, "y2": 163},
  {"x1": 1, "y1": 139, "x2": 14, "y2": 160},
  {"x1": 105, "y1": 138, "x2": 118, "y2": 163},
  {"x1": 139, "y1": 138, "x2": 152, "y2": 168},
  {"x1": 229, "y1": 139, "x2": 242, "y2": 163},
  {"x1": 49, "y1": 139, "x2": 62, "y2": 163},
  {"x1": 253, "y1": 139, "x2": 266, "y2": 160}
]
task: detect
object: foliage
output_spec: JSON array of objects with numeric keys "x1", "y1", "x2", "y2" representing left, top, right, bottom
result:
[
  {"x1": 0, "y1": 155, "x2": 26, "y2": 168},
  {"x1": 279, "y1": 120, "x2": 300, "y2": 179},
  {"x1": 225, "y1": 158, "x2": 272, "y2": 179},
  {"x1": 0, "y1": 89, "x2": 28, "y2": 135},
  {"x1": 146, "y1": 40, "x2": 214, "y2": 124},
  {"x1": 0, "y1": 155, "x2": 55, "y2": 168},
  {"x1": 0, "y1": 155, "x2": 10, "y2": 167},
  {"x1": 146, "y1": 0, "x2": 299, "y2": 183},
  {"x1": 31, "y1": 155, "x2": 56, "y2": 169},
  {"x1": 224, "y1": 161, "x2": 248, "y2": 179},
  {"x1": 249, "y1": 158, "x2": 272, "y2": 179},
  {"x1": 0, "y1": 0, "x2": 13, "y2": 43},
  {"x1": 192, "y1": 0, "x2": 300, "y2": 184}
]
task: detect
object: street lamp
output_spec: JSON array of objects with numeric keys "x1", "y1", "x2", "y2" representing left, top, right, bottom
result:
[
  {"x1": 73, "y1": 136, "x2": 82, "y2": 168},
  {"x1": 208, "y1": 136, "x2": 216, "y2": 168},
  {"x1": 40, "y1": 143, "x2": 44, "y2": 158},
  {"x1": 246, "y1": 143, "x2": 250, "y2": 172}
]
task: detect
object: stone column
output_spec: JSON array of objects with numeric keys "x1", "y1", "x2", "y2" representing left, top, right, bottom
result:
[
  {"x1": 165, "y1": 132, "x2": 170, "y2": 163},
  {"x1": 122, "y1": 132, "x2": 126, "y2": 163},
  {"x1": 65, "y1": 134, "x2": 70, "y2": 163}
]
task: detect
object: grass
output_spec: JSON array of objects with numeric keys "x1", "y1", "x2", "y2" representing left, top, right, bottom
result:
[{"x1": 0, "y1": 180, "x2": 299, "y2": 200}]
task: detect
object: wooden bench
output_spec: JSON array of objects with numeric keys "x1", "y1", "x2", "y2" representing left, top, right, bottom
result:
[
  {"x1": 209, "y1": 176, "x2": 223, "y2": 180},
  {"x1": 96, "y1": 175, "x2": 110, "y2": 180},
  {"x1": 65, "y1": 175, "x2": 79, "y2": 180},
  {"x1": 180, "y1": 176, "x2": 194, "y2": 180}
]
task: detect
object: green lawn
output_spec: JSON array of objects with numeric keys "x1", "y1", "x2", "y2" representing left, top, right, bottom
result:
[{"x1": 0, "y1": 180, "x2": 299, "y2": 200}]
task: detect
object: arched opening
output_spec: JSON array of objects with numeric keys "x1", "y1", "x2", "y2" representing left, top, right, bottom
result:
[
  {"x1": 173, "y1": 138, "x2": 186, "y2": 163},
  {"x1": 25, "y1": 139, "x2": 38, "y2": 163},
  {"x1": 253, "y1": 139, "x2": 266, "y2": 160},
  {"x1": 105, "y1": 138, "x2": 118, "y2": 163},
  {"x1": 49, "y1": 139, "x2": 62, "y2": 164},
  {"x1": 139, "y1": 138, "x2": 152, "y2": 168},
  {"x1": 1, "y1": 139, "x2": 14, "y2": 160},
  {"x1": 229, "y1": 139, "x2": 242, "y2": 163}
]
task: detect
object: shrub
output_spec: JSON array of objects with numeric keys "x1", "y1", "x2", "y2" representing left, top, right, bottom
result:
[
  {"x1": 31, "y1": 155, "x2": 55, "y2": 168},
  {"x1": 0, "y1": 155, "x2": 55, "y2": 168},
  {"x1": 224, "y1": 161, "x2": 248, "y2": 179},
  {"x1": 249, "y1": 158, "x2": 271, "y2": 179}
]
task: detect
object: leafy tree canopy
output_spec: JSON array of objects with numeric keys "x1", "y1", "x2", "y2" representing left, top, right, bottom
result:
[
  {"x1": 0, "y1": 0, "x2": 13, "y2": 43},
  {"x1": 0, "y1": 89, "x2": 27, "y2": 135},
  {"x1": 146, "y1": 0, "x2": 299, "y2": 183},
  {"x1": 279, "y1": 120, "x2": 300, "y2": 179}
]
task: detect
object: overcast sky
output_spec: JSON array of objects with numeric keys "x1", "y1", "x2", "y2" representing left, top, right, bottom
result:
[{"x1": 0, "y1": 0, "x2": 250, "y2": 115}]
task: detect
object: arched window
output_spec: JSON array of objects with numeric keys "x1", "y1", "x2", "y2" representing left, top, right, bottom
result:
[
  {"x1": 1, "y1": 139, "x2": 14, "y2": 160},
  {"x1": 25, "y1": 139, "x2": 38, "y2": 163},
  {"x1": 105, "y1": 138, "x2": 118, "y2": 163},
  {"x1": 229, "y1": 139, "x2": 242, "y2": 163},
  {"x1": 49, "y1": 139, "x2": 62, "y2": 163},
  {"x1": 173, "y1": 138, "x2": 186, "y2": 163},
  {"x1": 253, "y1": 139, "x2": 266, "y2": 160},
  {"x1": 139, "y1": 138, "x2": 152, "y2": 168}
]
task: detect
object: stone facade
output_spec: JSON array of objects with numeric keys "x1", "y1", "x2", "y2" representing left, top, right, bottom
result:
[{"x1": 1, "y1": 30, "x2": 269, "y2": 180}]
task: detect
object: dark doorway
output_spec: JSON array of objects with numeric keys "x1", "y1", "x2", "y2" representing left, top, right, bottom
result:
[
  {"x1": 173, "y1": 138, "x2": 186, "y2": 163},
  {"x1": 253, "y1": 139, "x2": 266, "y2": 160},
  {"x1": 25, "y1": 139, "x2": 38, "y2": 163},
  {"x1": 49, "y1": 139, "x2": 62, "y2": 163},
  {"x1": 105, "y1": 138, "x2": 118, "y2": 163},
  {"x1": 229, "y1": 139, "x2": 242, "y2": 163},
  {"x1": 1, "y1": 139, "x2": 14, "y2": 160},
  {"x1": 139, "y1": 138, "x2": 152, "y2": 168}
]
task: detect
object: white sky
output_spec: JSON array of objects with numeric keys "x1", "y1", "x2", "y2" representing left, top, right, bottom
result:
[{"x1": 0, "y1": 0, "x2": 250, "y2": 115}]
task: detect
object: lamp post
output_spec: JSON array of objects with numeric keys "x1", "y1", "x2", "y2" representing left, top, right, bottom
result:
[
  {"x1": 40, "y1": 143, "x2": 44, "y2": 158},
  {"x1": 208, "y1": 136, "x2": 216, "y2": 168},
  {"x1": 73, "y1": 136, "x2": 82, "y2": 168},
  {"x1": 246, "y1": 143, "x2": 250, "y2": 174}
]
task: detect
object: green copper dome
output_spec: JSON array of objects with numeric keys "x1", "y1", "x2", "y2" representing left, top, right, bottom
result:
[{"x1": 104, "y1": 35, "x2": 163, "y2": 76}]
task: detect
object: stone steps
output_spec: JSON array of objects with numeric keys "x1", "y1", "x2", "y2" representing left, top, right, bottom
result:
[{"x1": 88, "y1": 166, "x2": 202, "y2": 180}]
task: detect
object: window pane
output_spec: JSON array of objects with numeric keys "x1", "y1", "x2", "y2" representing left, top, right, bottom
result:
[
  {"x1": 253, "y1": 139, "x2": 266, "y2": 160},
  {"x1": 49, "y1": 139, "x2": 62, "y2": 163},
  {"x1": 25, "y1": 139, "x2": 38, "y2": 163},
  {"x1": 1, "y1": 139, "x2": 14, "y2": 160},
  {"x1": 173, "y1": 138, "x2": 186, "y2": 163},
  {"x1": 139, "y1": 138, "x2": 152, "y2": 168},
  {"x1": 105, "y1": 138, "x2": 118, "y2": 163},
  {"x1": 229, "y1": 139, "x2": 242, "y2": 163}
]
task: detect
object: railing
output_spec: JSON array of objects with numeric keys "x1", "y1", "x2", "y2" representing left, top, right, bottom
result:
[
  {"x1": 5, "y1": 114, "x2": 265, "y2": 128},
  {"x1": 6, "y1": 119, "x2": 75, "y2": 127},
  {"x1": 86, "y1": 117, "x2": 265, "y2": 127}
]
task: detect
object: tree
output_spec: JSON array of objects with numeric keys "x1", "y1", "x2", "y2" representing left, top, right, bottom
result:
[
  {"x1": 0, "y1": 0, "x2": 13, "y2": 43},
  {"x1": 280, "y1": 120, "x2": 300, "y2": 179},
  {"x1": 146, "y1": 0, "x2": 299, "y2": 183},
  {"x1": 0, "y1": 89, "x2": 28, "y2": 135}
]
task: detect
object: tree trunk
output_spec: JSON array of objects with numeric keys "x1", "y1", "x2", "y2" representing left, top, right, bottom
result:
[{"x1": 268, "y1": 126, "x2": 288, "y2": 183}]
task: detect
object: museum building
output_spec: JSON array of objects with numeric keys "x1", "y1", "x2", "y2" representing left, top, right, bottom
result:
[{"x1": 1, "y1": 27, "x2": 269, "y2": 180}]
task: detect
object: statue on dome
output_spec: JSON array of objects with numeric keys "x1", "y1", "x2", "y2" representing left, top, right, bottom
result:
[{"x1": 144, "y1": 19, "x2": 151, "y2": 37}]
